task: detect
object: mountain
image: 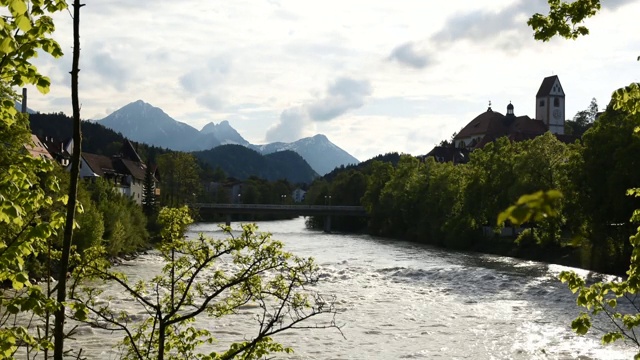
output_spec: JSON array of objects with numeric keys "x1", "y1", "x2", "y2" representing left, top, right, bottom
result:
[
  {"x1": 15, "y1": 101, "x2": 36, "y2": 114},
  {"x1": 253, "y1": 134, "x2": 359, "y2": 175},
  {"x1": 193, "y1": 145, "x2": 318, "y2": 183},
  {"x1": 97, "y1": 100, "x2": 359, "y2": 175},
  {"x1": 28, "y1": 113, "x2": 315, "y2": 183},
  {"x1": 199, "y1": 120, "x2": 250, "y2": 148},
  {"x1": 97, "y1": 100, "x2": 208, "y2": 151}
]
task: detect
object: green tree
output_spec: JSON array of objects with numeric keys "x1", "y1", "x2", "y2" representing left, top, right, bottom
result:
[
  {"x1": 157, "y1": 152, "x2": 202, "y2": 207},
  {"x1": 142, "y1": 161, "x2": 157, "y2": 217},
  {"x1": 70, "y1": 207, "x2": 340, "y2": 360},
  {"x1": 565, "y1": 98, "x2": 598, "y2": 136},
  {"x1": 0, "y1": 0, "x2": 71, "y2": 357},
  {"x1": 507, "y1": 1, "x2": 640, "y2": 355}
]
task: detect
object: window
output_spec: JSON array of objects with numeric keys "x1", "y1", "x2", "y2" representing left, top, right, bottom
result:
[
  {"x1": 554, "y1": 98, "x2": 560, "y2": 107},
  {"x1": 539, "y1": 100, "x2": 545, "y2": 106}
]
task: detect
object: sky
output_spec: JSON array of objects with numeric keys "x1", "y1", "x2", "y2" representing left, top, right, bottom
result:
[{"x1": 26, "y1": 0, "x2": 640, "y2": 162}]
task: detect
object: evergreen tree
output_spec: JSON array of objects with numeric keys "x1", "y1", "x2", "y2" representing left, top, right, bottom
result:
[{"x1": 142, "y1": 161, "x2": 157, "y2": 216}]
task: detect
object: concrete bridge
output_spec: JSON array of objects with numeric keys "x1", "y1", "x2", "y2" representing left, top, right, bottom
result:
[{"x1": 192, "y1": 203, "x2": 368, "y2": 232}]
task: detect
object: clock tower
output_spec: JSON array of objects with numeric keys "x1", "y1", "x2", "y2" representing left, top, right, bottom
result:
[{"x1": 535, "y1": 75, "x2": 565, "y2": 135}]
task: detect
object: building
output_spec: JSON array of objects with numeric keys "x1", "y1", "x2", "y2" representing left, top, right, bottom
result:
[
  {"x1": 78, "y1": 140, "x2": 155, "y2": 205},
  {"x1": 292, "y1": 188, "x2": 306, "y2": 203},
  {"x1": 535, "y1": 75, "x2": 565, "y2": 135},
  {"x1": 426, "y1": 76, "x2": 572, "y2": 162},
  {"x1": 25, "y1": 134, "x2": 54, "y2": 161},
  {"x1": 454, "y1": 75, "x2": 566, "y2": 150},
  {"x1": 39, "y1": 136, "x2": 72, "y2": 166}
]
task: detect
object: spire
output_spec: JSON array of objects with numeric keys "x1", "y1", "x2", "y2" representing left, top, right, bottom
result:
[{"x1": 487, "y1": 100, "x2": 492, "y2": 112}]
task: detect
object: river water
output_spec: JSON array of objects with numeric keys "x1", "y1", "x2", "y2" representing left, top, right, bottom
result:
[{"x1": 73, "y1": 217, "x2": 637, "y2": 359}]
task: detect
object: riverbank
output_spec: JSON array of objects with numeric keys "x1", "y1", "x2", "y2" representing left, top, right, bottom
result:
[{"x1": 305, "y1": 218, "x2": 629, "y2": 276}]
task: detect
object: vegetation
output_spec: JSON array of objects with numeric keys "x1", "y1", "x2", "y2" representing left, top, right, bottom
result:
[
  {"x1": 307, "y1": 106, "x2": 640, "y2": 274},
  {"x1": 1, "y1": 1, "x2": 337, "y2": 359},
  {"x1": 193, "y1": 145, "x2": 318, "y2": 183},
  {"x1": 69, "y1": 207, "x2": 340, "y2": 360},
  {"x1": 513, "y1": 0, "x2": 640, "y2": 356}
]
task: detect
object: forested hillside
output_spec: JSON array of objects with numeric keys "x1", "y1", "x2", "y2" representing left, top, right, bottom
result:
[{"x1": 193, "y1": 145, "x2": 318, "y2": 183}]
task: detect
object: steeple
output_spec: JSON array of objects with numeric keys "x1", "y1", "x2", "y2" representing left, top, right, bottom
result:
[{"x1": 536, "y1": 75, "x2": 565, "y2": 135}]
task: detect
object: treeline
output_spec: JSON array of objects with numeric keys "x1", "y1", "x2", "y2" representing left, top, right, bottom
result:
[{"x1": 305, "y1": 106, "x2": 640, "y2": 274}]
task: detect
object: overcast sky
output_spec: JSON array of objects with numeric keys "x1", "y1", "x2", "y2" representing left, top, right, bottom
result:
[{"x1": 27, "y1": 0, "x2": 640, "y2": 161}]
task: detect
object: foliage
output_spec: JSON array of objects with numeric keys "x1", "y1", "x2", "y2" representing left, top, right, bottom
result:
[
  {"x1": 527, "y1": 1, "x2": 640, "y2": 356},
  {"x1": 142, "y1": 161, "x2": 157, "y2": 217},
  {"x1": 70, "y1": 206, "x2": 340, "y2": 360},
  {"x1": 157, "y1": 152, "x2": 202, "y2": 207},
  {"x1": 0, "y1": 0, "x2": 71, "y2": 357},
  {"x1": 194, "y1": 145, "x2": 318, "y2": 184},
  {"x1": 565, "y1": 98, "x2": 598, "y2": 136},
  {"x1": 86, "y1": 178, "x2": 148, "y2": 256}
]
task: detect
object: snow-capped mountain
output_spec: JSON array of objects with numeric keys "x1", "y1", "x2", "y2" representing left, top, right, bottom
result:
[
  {"x1": 200, "y1": 120, "x2": 250, "y2": 147},
  {"x1": 97, "y1": 100, "x2": 359, "y2": 175},
  {"x1": 253, "y1": 134, "x2": 359, "y2": 175}
]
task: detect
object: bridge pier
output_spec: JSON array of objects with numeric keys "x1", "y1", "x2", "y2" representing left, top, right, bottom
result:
[{"x1": 323, "y1": 215, "x2": 331, "y2": 233}]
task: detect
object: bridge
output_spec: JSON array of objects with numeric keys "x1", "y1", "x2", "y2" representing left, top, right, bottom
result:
[{"x1": 192, "y1": 203, "x2": 368, "y2": 232}]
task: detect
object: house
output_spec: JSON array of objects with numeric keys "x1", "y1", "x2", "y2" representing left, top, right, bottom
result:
[
  {"x1": 25, "y1": 134, "x2": 54, "y2": 161},
  {"x1": 292, "y1": 188, "x2": 306, "y2": 203},
  {"x1": 39, "y1": 136, "x2": 72, "y2": 166},
  {"x1": 453, "y1": 75, "x2": 567, "y2": 150},
  {"x1": 78, "y1": 140, "x2": 155, "y2": 205}
]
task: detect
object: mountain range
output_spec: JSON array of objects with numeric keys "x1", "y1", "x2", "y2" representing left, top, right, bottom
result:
[{"x1": 97, "y1": 100, "x2": 359, "y2": 175}]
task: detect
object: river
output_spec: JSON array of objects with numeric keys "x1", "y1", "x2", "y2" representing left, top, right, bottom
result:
[{"x1": 72, "y1": 217, "x2": 636, "y2": 359}]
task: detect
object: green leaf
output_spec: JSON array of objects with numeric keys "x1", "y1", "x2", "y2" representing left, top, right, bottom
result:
[
  {"x1": 15, "y1": 14, "x2": 32, "y2": 32},
  {"x1": 571, "y1": 313, "x2": 591, "y2": 335},
  {"x1": 0, "y1": 36, "x2": 16, "y2": 54}
]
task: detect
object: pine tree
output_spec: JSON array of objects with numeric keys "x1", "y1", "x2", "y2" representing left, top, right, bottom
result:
[{"x1": 142, "y1": 162, "x2": 157, "y2": 216}]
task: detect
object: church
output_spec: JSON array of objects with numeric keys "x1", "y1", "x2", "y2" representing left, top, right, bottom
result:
[{"x1": 453, "y1": 75, "x2": 566, "y2": 149}]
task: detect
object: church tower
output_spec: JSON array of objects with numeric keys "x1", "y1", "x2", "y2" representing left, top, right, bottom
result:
[{"x1": 535, "y1": 75, "x2": 565, "y2": 135}]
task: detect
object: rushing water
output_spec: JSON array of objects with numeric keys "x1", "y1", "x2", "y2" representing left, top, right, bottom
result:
[{"x1": 71, "y1": 217, "x2": 636, "y2": 359}]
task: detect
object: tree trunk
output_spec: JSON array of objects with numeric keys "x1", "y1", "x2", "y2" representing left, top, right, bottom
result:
[{"x1": 54, "y1": 1, "x2": 83, "y2": 358}]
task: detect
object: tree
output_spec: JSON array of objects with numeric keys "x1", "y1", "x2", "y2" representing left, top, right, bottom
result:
[
  {"x1": 566, "y1": 98, "x2": 598, "y2": 136},
  {"x1": 157, "y1": 152, "x2": 202, "y2": 207},
  {"x1": 69, "y1": 207, "x2": 341, "y2": 360},
  {"x1": 0, "y1": 0, "x2": 71, "y2": 357},
  {"x1": 504, "y1": 1, "x2": 640, "y2": 356},
  {"x1": 54, "y1": 1, "x2": 84, "y2": 357},
  {"x1": 142, "y1": 161, "x2": 157, "y2": 217}
]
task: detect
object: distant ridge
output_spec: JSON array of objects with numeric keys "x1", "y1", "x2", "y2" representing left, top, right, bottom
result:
[
  {"x1": 96, "y1": 100, "x2": 360, "y2": 175},
  {"x1": 253, "y1": 134, "x2": 359, "y2": 175}
]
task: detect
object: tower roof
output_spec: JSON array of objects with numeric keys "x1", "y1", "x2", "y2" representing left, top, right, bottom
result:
[{"x1": 536, "y1": 75, "x2": 564, "y2": 97}]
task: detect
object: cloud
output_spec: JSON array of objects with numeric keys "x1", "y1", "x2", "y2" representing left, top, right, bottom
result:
[
  {"x1": 307, "y1": 77, "x2": 372, "y2": 121},
  {"x1": 432, "y1": 3, "x2": 534, "y2": 46},
  {"x1": 266, "y1": 76, "x2": 372, "y2": 142},
  {"x1": 265, "y1": 106, "x2": 310, "y2": 142},
  {"x1": 179, "y1": 57, "x2": 231, "y2": 110},
  {"x1": 388, "y1": 42, "x2": 431, "y2": 69},
  {"x1": 195, "y1": 93, "x2": 224, "y2": 111},
  {"x1": 179, "y1": 57, "x2": 231, "y2": 94},
  {"x1": 88, "y1": 51, "x2": 131, "y2": 91}
]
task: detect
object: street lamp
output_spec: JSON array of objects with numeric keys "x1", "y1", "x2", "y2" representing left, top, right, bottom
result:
[
  {"x1": 237, "y1": 193, "x2": 241, "y2": 204},
  {"x1": 324, "y1": 195, "x2": 332, "y2": 205},
  {"x1": 281, "y1": 194, "x2": 287, "y2": 204}
]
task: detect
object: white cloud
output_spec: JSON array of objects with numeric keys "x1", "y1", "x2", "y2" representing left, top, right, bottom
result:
[
  {"x1": 22, "y1": 0, "x2": 640, "y2": 160},
  {"x1": 265, "y1": 76, "x2": 372, "y2": 142}
]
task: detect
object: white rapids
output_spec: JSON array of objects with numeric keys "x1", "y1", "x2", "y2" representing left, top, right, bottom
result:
[{"x1": 69, "y1": 217, "x2": 636, "y2": 359}]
